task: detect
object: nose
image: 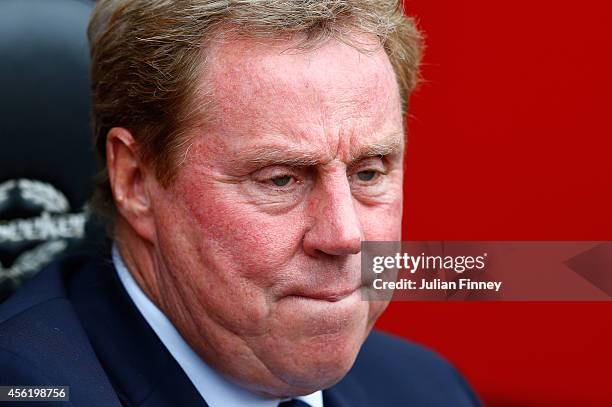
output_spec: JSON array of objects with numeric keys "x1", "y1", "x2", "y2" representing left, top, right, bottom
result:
[{"x1": 303, "y1": 173, "x2": 363, "y2": 257}]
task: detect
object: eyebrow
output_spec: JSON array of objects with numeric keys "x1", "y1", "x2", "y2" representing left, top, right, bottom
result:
[
  {"x1": 231, "y1": 131, "x2": 404, "y2": 170},
  {"x1": 349, "y1": 131, "x2": 404, "y2": 162},
  {"x1": 233, "y1": 146, "x2": 322, "y2": 169}
]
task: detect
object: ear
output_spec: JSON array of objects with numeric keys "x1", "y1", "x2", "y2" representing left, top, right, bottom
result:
[{"x1": 106, "y1": 127, "x2": 157, "y2": 242}]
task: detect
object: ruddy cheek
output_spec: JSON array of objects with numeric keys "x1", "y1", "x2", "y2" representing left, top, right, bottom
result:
[
  {"x1": 358, "y1": 197, "x2": 403, "y2": 241},
  {"x1": 182, "y1": 187, "x2": 301, "y2": 274}
]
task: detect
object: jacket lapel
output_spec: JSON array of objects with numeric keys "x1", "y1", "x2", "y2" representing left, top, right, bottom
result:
[
  {"x1": 323, "y1": 369, "x2": 369, "y2": 407},
  {"x1": 67, "y1": 252, "x2": 208, "y2": 407}
]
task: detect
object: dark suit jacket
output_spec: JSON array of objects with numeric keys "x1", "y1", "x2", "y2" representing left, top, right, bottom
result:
[{"x1": 0, "y1": 252, "x2": 482, "y2": 406}]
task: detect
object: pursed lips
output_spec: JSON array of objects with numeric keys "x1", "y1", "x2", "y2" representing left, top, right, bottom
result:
[{"x1": 289, "y1": 284, "x2": 363, "y2": 302}]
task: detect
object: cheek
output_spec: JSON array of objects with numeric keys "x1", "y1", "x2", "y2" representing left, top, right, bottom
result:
[
  {"x1": 150, "y1": 180, "x2": 308, "y2": 335},
  {"x1": 358, "y1": 195, "x2": 403, "y2": 241},
  {"x1": 172, "y1": 179, "x2": 308, "y2": 291},
  {"x1": 193, "y1": 195, "x2": 301, "y2": 270}
]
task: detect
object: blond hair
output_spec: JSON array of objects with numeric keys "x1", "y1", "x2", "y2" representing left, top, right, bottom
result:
[{"x1": 88, "y1": 0, "x2": 423, "y2": 229}]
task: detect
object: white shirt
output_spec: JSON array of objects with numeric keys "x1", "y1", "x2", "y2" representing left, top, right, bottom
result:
[{"x1": 112, "y1": 245, "x2": 323, "y2": 407}]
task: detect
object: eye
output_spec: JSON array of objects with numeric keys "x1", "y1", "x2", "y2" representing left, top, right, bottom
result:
[
  {"x1": 356, "y1": 170, "x2": 377, "y2": 182},
  {"x1": 271, "y1": 175, "x2": 293, "y2": 187}
]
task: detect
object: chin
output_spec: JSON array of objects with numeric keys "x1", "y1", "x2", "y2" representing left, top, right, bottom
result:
[
  {"x1": 257, "y1": 318, "x2": 370, "y2": 396},
  {"x1": 302, "y1": 335, "x2": 364, "y2": 386}
]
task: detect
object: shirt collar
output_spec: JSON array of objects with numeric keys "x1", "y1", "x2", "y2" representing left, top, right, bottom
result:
[{"x1": 112, "y1": 244, "x2": 323, "y2": 407}]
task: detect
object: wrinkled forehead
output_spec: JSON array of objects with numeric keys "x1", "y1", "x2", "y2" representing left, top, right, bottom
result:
[{"x1": 201, "y1": 34, "x2": 404, "y2": 148}]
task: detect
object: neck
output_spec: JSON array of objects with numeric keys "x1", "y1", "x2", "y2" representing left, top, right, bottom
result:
[{"x1": 114, "y1": 218, "x2": 164, "y2": 309}]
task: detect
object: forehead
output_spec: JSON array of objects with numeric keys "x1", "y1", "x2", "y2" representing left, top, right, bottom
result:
[{"x1": 200, "y1": 34, "x2": 403, "y2": 154}]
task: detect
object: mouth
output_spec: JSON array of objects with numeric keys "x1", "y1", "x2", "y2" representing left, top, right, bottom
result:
[{"x1": 289, "y1": 285, "x2": 362, "y2": 303}]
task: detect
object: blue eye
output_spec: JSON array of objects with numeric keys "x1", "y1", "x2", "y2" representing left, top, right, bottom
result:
[
  {"x1": 271, "y1": 175, "x2": 292, "y2": 187},
  {"x1": 357, "y1": 170, "x2": 376, "y2": 181}
]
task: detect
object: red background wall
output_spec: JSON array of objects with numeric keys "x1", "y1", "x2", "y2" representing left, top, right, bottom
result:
[{"x1": 376, "y1": 1, "x2": 612, "y2": 406}]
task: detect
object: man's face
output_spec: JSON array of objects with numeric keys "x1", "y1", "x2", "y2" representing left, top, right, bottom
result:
[{"x1": 146, "y1": 34, "x2": 404, "y2": 397}]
